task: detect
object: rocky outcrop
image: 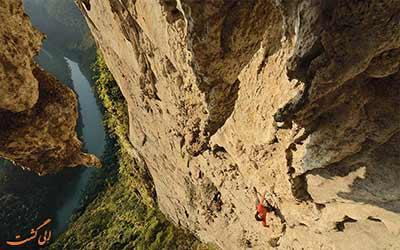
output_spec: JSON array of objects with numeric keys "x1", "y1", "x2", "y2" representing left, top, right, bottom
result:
[
  {"x1": 0, "y1": 0, "x2": 100, "y2": 174},
  {"x1": 79, "y1": 0, "x2": 400, "y2": 249},
  {"x1": 0, "y1": 0, "x2": 42, "y2": 112}
]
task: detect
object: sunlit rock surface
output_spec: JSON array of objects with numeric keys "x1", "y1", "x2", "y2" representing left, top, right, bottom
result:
[
  {"x1": 0, "y1": 0, "x2": 42, "y2": 112},
  {"x1": 0, "y1": 0, "x2": 100, "y2": 174},
  {"x1": 79, "y1": 0, "x2": 400, "y2": 249}
]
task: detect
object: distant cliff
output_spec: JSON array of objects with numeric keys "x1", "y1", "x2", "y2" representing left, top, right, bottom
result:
[
  {"x1": 2, "y1": 0, "x2": 400, "y2": 249},
  {"x1": 23, "y1": 0, "x2": 95, "y2": 59},
  {"x1": 23, "y1": 0, "x2": 96, "y2": 79},
  {"x1": 78, "y1": 0, "x2": 400, "y2": 249},
  {"x1": 0, "y1": 0, "x2": 99, "y2": 174}
]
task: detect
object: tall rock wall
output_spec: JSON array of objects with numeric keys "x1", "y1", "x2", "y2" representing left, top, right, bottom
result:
[
  {"x1": 79, "y1": 0, "x2": 400, "y2": 249},
  {"x1": 0, "y1": 0, "x2": 100, "y2": 174}
]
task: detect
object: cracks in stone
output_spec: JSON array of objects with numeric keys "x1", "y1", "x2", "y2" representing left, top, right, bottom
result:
[
  {"x1": 141, "y1": 134, "x2": 147, "y2": 146},
  {"x1": 257, "y1": 49, "x2": 269, "y2": 75},
  {"x1": 278, "y1": 68, "x2": 399, "y2": 207},
  {"x1": 183, "y1": 0, "x2": 283, "y2": 156},
  {"x1": 287, "y1": 38, "x2": 324, "y2": 83},
  {"x1": 273, "y1": 38, "x2": 324, "y2": 125},
  {"x1": 284, "y1": 126, "x2": 315, "y2": 202},
  {"x1": 179, "y1": 135, "x2": 185, "y2": 151},
  {"x1": 286, "y1": 146, "x2": 311, "y2": 202},
  {"x1": 198, "y1": 170, "x2": 203, "y2": 180},
  {"x1": 278, "y1": 74, "x2": 400, "y2": 209},
  {"x1": 335, "y1": 216, "x2": 357, "y2": 232},
  {"x1": 268, "y1": 135, "x2": 279, "y2": 145},
  {"x1": 273, "y1": 0, "x2": 337, "y2": 126},
  {"x1": 109, "y1": 0, "x2": 140, "y2": 49},
  {"x1": 310, "y1": 131, "x2": 400, "y2": 213},
  {"x1": 291, "y1": 174, "x2": 312, "y2": 201},
  {"x1": 80, "y1": 0, "x2": 91, "y2": 11},
  {"x1": 186, "y1": 79, "x2": 240, "y2": 157},
  {"x1": 256, "y1": 42, "x2": 281, "y2": 76},
  {"x1": 367, "y1": 216, "x2": 382, "y2": 222},
  {"x1": 315, "y1": 203, "x2": 326, "y2": 210},
  {"x1": 273, "y1": 82, "x2": 309, "y2": 124},
  {"x1": 282, "y1": 125, "x2": 316, "y2": 201},
  {"x1": 77, "y1": 1, "x2": 99, "y2": 32},
  {"x1": 138, "y1": 53, "x2": 161, "y2": 101},
  {"x1": 109, "y1": 0, "x2": 161, "y2": 103},
  {"x1": 366, "y1": 48, "x2": 400, "y2": 78},
  {"x1": 184, "y1": 208, "x2": 189, "y2": 218},
  {"x1": 81, "y1": 0, "x2": 400, "y2": 248},
  {"x1": 184, "y1": 176, "x2": 197, "y2": 210},
  {"x1": 211, "y1": 144, "x2": 227, "y2": 155},
  {"x1": 159, "y1": 0, "x2": 184, "y2": 24},
  {"x1": 205, "y1": 79, "x2": 240, "y2": 136}
]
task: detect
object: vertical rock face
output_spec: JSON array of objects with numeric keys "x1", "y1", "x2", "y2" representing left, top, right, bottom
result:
[
  {"x1": 0, "y1": 0, "x2": 42, "y2": 112},
  {"x1": 0, "y1": 0, "x2": 100, "y2": 174},
  {"x1": 79, "y1": 0, "x2": 400, "y2": 248}
]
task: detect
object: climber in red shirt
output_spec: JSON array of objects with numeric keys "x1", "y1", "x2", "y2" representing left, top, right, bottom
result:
[{"x1": 253, "y1": 187, "x2": 273, "y2": 227}]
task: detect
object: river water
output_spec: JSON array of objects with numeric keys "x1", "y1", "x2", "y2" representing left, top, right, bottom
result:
[
  {"x1": 0, "y1": 54, "x2": 106, "y2": 245},
  {"x1": 53, "y1": 58, "x2": 106, "y2": 235},
  {"x1": 0, "y1": 0, "x2": 106, "y2": 245}
]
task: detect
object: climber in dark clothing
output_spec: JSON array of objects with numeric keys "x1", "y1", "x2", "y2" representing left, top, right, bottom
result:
[
  {"x1": 209, "y1": 191, "x2": 223, "y2": 212},
  {"x1": 253, "y1": 187, "x2": 274, "y2": 227}
]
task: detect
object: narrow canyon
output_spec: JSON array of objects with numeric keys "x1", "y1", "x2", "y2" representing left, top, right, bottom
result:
[{"x1": 1, "y1": 0, "x2": 400, "y2": 249}]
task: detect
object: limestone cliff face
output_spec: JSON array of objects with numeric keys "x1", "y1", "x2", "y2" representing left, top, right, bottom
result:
[
  {"x1": 0, "y1": 0, "x2": 100, "y2": 174},
  {"x1": 79, "y1": 0, "x2": 400, "y2": 249}
]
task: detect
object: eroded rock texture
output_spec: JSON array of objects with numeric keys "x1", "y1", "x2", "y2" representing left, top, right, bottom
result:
[
  {"x1": 79, "y1": 0, "x2": 400, "y2": 249},
  {"x1": 0, "y1": 0, "x2": 100, "y2": 174},
  {"x1": 0, "y1": 0, "x2": 42, "y2": 112}
]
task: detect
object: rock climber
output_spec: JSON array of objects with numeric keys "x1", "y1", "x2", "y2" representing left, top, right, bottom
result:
[
  {"x1": 210, "y1": 191, "x2": 223, "y2": 212},
  {"x1": 253, "y1": 187, "x2": 274, "y2": 227},
  {"x1": 204, "y1": 191, "x2": 223, "y2": 224}
]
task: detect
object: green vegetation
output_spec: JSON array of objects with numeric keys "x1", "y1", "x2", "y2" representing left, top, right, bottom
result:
[
  {"x1": 24, "y1": 0, "x2": 96, "y2": 79},
  {"x1": 0, "y1": 2, "x2": 94, "y2": 247},
  {"x1": 51, "y1": 171, "x2": 206, "y2": 249},
  {"x1": 52, "y1": 53, "x2": 211, "y2": 249},
  {"x1": 92, "y1": 54, "x2": 129, "y2": 146},
  {"x1": 25, "y1": 0, "x2": 95, "y2": 143},
  {"x1": 93, "y1": 54, "x2": 156, "y2": 206}
]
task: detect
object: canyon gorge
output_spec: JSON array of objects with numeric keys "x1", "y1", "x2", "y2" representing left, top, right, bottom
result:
[{"x1": 1, "y1": 0, "x2": 400, "y2": 249}]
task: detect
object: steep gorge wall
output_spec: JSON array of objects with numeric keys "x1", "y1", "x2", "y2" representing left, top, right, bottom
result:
[
  {"x1": 79, "y1": 0, "x2": 400, "y2": 249},
  {"x1": 0, "y1": 0, "x2": 99, "y2": 174}
]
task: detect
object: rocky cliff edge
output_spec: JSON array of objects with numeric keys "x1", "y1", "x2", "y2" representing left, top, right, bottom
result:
[
  {"x1": 79, "y1": 0, "x2": 400, "y2": 249},
  {"x1": 0, "y1": 0, "x2": 100, "y2": 175}
]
